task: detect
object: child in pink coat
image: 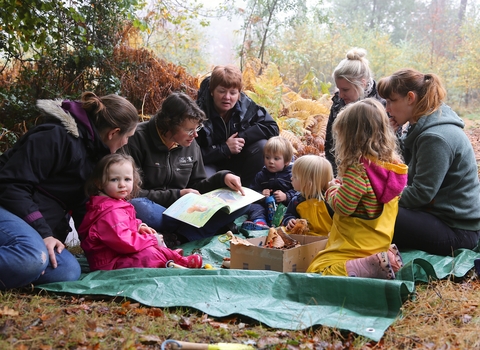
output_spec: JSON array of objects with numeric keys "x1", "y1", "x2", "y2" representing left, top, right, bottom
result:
[{"x1": 78, "y1": 153, "x2": 202, "y2": 271}]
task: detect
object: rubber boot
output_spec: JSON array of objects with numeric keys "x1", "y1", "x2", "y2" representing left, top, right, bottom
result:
[
  {"x1": 346, "y1": 252, "x2": 395, "y2": 280},
  {"x1": 177, "y1": 254, "x2": 202, "y2": 268},
  {"x1": 388, "y1": 244, "x2": 403, "y2": 273}
]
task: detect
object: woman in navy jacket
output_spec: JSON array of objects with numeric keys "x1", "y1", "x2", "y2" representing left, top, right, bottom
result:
[
  {"x1": 0, "y1": 92, "x2": 139, "y2": 290},
  {"x1": 196, "y1": 65, "x2": 279, "y2": 187}
]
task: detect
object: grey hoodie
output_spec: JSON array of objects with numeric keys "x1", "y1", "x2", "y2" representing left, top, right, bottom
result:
[{"x1": 400, "y1": 104, "x2": 480, "y2": 230}]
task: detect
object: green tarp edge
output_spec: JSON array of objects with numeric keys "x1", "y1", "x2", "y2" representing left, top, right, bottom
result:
[{"x1": 37, "y1": 232, "x2": 480, "y2": 342}]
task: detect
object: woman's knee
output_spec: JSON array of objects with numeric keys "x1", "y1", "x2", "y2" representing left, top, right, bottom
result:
[{"x1": 34, "y1": 249, "x2": 81, "y2": 285}]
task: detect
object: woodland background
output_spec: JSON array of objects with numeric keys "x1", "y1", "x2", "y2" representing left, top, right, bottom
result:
[
  {"x1": 1, "y1": 2, "x2": 480, "y2": 348},
  {"x1": 1, "y1": 0, "x2": 480, "y2": 154}
]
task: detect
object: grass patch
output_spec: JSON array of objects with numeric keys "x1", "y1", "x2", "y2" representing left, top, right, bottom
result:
[{"x1": 1, "y1": 272, "x2": 479, "y2": 349}]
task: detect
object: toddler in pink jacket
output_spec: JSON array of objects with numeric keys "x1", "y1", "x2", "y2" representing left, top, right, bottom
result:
[{"x1": 78, "y1": 154, "x2": 202, "y2": 271}]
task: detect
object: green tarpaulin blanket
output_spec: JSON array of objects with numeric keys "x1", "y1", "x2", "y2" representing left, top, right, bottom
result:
[{"x1": 38, "y1": 231, "x2": 480, "y2": 342}]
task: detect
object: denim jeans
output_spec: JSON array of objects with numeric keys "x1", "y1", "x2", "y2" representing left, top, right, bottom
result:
[
  {"x1": 130, "y1": 197, "x2": 249, "y2": 241},
  {"x1": 0, "y1": 206, "x2": 81, "y2": 290}
]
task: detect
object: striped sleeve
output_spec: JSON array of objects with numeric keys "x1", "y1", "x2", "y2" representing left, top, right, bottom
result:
[{"x1": 325, "y1": 165, "x2": 368, "y2": 216}]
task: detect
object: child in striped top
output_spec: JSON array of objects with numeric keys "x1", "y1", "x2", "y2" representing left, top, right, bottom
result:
[{"x1": 307, "y1": 98, "x2": 408, "y2": 279}]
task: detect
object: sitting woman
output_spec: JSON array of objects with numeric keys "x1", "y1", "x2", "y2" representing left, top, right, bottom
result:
[
  {"x1": 196, "y1": 64, "x2": 279, "y2": 187},
  {"x1": 123, "y1": 92, "x2": 248, "y2": 245},
  {"x1": 0, "y1": 92, "x2": 139, "y2": 290},
  {"x1": 378, "y1": 68, "x2": 480, "y2": 255}
]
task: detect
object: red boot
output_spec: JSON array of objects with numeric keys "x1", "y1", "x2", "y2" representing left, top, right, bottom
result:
[{"x1": 185, "y1": 254, "x2": 202, "y2": 269}]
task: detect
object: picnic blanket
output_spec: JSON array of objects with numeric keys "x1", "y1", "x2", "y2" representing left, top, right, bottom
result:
[{"x1": 38, "y1": 230, "x2": 480, "y2": 342}]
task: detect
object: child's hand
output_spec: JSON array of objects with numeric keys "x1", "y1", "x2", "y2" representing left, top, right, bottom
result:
[
  {"x1": 328, "y1": 178, "x2": 342, "y2": 188},
  {"x1": 139, "y1": 223, "x2": 157, "y2": 235},
  {"x1": 273, "y1": 190, "x2": 286, "y2": 203},
  {"x1": 286, "y1": 219, "x2": 296, "y2": 231},
  {"x1": 262, "y1": 189, "x2": 271, "y2": 197}
]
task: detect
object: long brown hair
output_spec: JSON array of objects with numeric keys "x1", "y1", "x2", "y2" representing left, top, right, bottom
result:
[
  {"x1": 81, "y1": 92, "x2": 139, "y2": 135},
  {"x1": 333, "y1": 98, "x2": 402, "y2": 177},
  {"x1": 377, "y1": 68, "x2": 446, "y2": 122}
]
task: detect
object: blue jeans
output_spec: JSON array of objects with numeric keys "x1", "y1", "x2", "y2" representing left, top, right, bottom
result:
[
  {"x1": 130, "y1": 197, "x2": 249, "y2": 241},
  {"x1": 0, "y1": 206, "x2": 81, "y2": 290}
]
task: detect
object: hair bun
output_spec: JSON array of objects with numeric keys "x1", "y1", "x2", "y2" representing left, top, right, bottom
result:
[{"x1": 346, "y1": 48, "x2": 367, "y2": 61}]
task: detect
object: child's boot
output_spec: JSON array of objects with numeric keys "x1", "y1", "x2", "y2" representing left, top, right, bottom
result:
[
  {"x1": 241, "y1": 220, "x2": 269, "y2": 231},
  {"x1": 346, "y1": 252, "x2": 395, "y2": 280},
  {"x1": 388, "y1": 244, "x2": 403, "y2": 273},
  {"x1": 181, "y1": 254, "x2": 202, "y2": 268}
]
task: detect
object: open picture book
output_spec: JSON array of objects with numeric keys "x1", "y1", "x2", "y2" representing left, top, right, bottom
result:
[{"x1": 163, "y1": 187, "x2": 264, "y2": 228}]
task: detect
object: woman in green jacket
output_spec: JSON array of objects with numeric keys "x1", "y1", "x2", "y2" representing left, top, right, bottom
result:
[{"x1": 378, "y1": 68, "x2": 480, "y2": 255}]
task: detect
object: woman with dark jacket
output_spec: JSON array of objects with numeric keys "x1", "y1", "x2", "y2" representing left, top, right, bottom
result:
[
  {"x1": 325, "y1": 48, "x2": 392, "y2": 175},
  {"x1": 123, "y1": 92, "x2": 248, "y2": 244},
  {"x1": 0, "y1": 92, "x2": 139, "y2": 290},
  {"x1": 196, "y1": 65, "x2": 279, "y2": 187}
]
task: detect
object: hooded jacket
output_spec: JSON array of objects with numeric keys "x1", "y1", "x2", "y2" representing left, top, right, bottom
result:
[
  {"x1": 400, "y1": 104, "x2": 480, "y2": 230},
  {"x1": 250, "y1": 163, "x2": 296, "y2": 205},
  {"x1": 327, "y1": 158, "x2": 407, "y2": 219},
  {"x1": 123, "y1": 117, "x2": 229, "y2": 208},
  {"x1": 78, "y1": 196, "x2": 169, "y2": 271},
  {"x1": 0, "y1": 100, "x2": 110, "y2": 241},
  {"x1": 196, "y1": 76, "x2": 279, "y2": 165}
]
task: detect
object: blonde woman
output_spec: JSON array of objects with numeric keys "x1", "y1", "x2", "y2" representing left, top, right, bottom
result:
[
  {"x1": 281, "y1": 155, "x2": 334, "y2": 236},
  {"x1": 324, "y1": 48, "x2": 384, "y2": 174},
  {"x1": 307, "y1": 98, "x2": 408, "y2": 279}
]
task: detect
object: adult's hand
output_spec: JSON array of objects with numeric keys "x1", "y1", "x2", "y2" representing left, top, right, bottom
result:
[
  {"x1": 224, "y1": 173, "x2": 245, "y2": 195},
  {"x1": 180, "y1": 188, "x2": 200, "y2": 196},
  {"x1": 226, "y1": 132, "x2": 245, "y2": 155},
  {"x1": 43, "y1": 236, "x2": 65, "y2": 269}
]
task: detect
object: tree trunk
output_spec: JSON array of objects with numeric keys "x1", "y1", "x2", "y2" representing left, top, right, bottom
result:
[
  {"x1": 258, "y1": 0, "x2": 279, "y2": 69},
  {"x1": 458, "y1": 0, "x2": 467, "y2": 23}
]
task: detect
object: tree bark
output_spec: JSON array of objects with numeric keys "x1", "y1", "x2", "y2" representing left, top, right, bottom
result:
[
  {"x1": 258, "y1": 0, "x2": 279, "y2": 68},
  {"x1": 458, "y1": 0, "x2": 468, "y2": 23}
]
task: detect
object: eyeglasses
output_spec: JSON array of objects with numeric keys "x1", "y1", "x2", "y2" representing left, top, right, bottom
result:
[{"x1": 185, "y1": 124, "x2": 203, "y2": 136}]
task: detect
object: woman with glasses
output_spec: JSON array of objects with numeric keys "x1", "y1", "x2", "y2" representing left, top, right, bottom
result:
[
  {"x1": 196, "y1": 65, "x2": 279, "y2": 187},
  {"x1": 123, "y1": 92, "x2": 248, "y2": 245}
]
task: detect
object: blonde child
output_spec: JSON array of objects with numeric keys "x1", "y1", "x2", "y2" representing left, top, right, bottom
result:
[
  {"x1": 281, "y1": 155, "x2": 334, "y2": 236},
  {"x1": 242, "y1": 136, "x2": 296, "y2": 230},
  {"x1": 307, "y1": 98, "x2": 407, "y2": 279},
  {"x1": 78, "y1": 154, "x2": 202, "y2": 271}
]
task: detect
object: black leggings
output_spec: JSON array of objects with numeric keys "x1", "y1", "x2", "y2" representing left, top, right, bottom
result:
[{"x1": 394, "y1": 207, "x2": 480, "y2": 256}]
